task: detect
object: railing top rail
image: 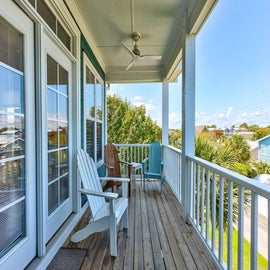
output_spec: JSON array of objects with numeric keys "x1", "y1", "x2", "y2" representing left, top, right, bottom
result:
[
  {"x1": 114, "y1": 143, "x2": 151, "y2": 147},
  {"x1": 187, "y1": 154, "x2": 270, "y2": 199},
  {"x1": 163, "y1": 144, "x2": 182, "y2": 154}
]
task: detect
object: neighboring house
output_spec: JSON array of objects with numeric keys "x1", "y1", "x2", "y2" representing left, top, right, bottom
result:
[
  {"x1": 208, "y1": 128, "x2": 224, "y2": 139},
  {"x1": 195, "y1": 125, "x2": 208, "y2": 136},
  {"x1": 258, "y1": 134, "x2": 270, "y2": 164}
]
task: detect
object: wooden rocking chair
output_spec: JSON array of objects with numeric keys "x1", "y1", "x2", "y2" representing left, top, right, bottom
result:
[
  {"x1": 71, "y1": 149, "x2": 129, "y2": 257},
  {"x1": 103, "y1": 143, "x2": 132, "y2": 194}
]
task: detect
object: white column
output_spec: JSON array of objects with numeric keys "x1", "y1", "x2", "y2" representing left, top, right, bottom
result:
[
  {"x1": 181, "y1": 34, "x2": 196, "y2": 220},
  {"x1": 162, "y1": 80, "x2": 169, "y2": 146}
]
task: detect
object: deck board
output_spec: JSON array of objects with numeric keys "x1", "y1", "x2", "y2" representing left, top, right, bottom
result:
[{"x1": 63, "y1": 181, "x2": 218, "y2": 269}]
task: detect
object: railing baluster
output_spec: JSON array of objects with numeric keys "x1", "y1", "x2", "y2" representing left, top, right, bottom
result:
[
  {"x1": 238, "y1": 186, "x2": 244, "y2": 270},
  {"x1": 206, "y1": 169, "x2": 210, "y2": 243},
  {"x1": 227, "y1": 181, "x2": 233, "y2": 270},
  {"x1": 201, "y1": 167, "x2": 205, "y2": 235},
  {"x1": 196, "y1": 165, "x2": 200, "y2": 228},
  {"x1": 219, "y1": 176, "x2": 224, "y2": 264},
  {"x1": 212, "y1": 173, "x2": 216, "y2": 253},
  {"x1": 251, "y1": 192, "x2": 258, "y2": 270},
  {"x1": 193, "y1": 162, "x2": 196, "y2": 220}
]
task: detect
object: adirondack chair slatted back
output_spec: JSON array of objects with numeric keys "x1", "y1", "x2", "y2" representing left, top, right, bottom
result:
[
  {"x1": 105, "y1": 143, "x2": 121, "y2": 177},
  {"x1": 77, "y1": 149, "x2": 105, "y2": 218},
  {"x1": 149, "y1": 141, "x2": 162, "y2": 174}
]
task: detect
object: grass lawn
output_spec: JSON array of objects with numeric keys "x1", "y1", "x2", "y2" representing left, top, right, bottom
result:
[{"x1": 215, "y1": 227, "x2": 268, "y2": 269}]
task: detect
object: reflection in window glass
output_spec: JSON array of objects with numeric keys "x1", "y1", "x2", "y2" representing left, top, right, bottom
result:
[
  {"x1": 48, "y1": 181, "x2": 58, "y2": 215},
  {"x1": 47, "y1": 88, "x2": 58, "y2": 120},
  {"x1": 0, "y1": 66, "x2": 24, "y2": 114},
  {"x1": 0, "y1": 17, "x2": 26, "y2": 258},
  {"x1": 59, "y1": 65, "x2": 68, "y2": 95},
  {"x1": 60, "y1": 175, "x2": 69, "y2": 203},
  {"x1": 47, "y1": 54, "x2": 69, "y2": 216},
  {"x1": 37, "y1": 0, "x2": 56, "y2": 32},
  {"x1": 48, "y1": 151, "x2": 58, "y2": 182},
  {"x1": 57, "y1": 22, "x2": 71, "y2": 51},
  {"x1": 96, "y1": 81, "x2": 102, "y2": 120},
  {"x1": 85, "y1": 67, "x2": 95, "y2": 118},
  {"x1": 0, "y1": 202, "x2": 25, "y2": 255},
  {"x1": 47, "y1": 120, "x2": 58, "y2": 150},
  {"x1": 59, "y1": 149, "x2": 68, "y2": 176},
  {"x1": 86, "y1": 120, "x2": 94, "y2": 158},
  {"x1": 96, "y1": 122, "x2": 102, "y2": 161},
  {"x1": 59, "y1": 95, "x2": 68, "y2": 121},
  {"x1": 47, "y1": 55, "x2": 57, "y2": 90},
  {"x1": 59, "y1": 122, "x2": 68, "y2": 147},
  {"x1": 0, "y1": 16, "x2": 23, "y2": 72}
]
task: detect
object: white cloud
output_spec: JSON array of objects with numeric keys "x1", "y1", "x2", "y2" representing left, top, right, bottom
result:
[
  {"x1": 169, "y1": 112, "x2": 182, "y2": 129},
  {"x1": 133, "y1": 96, "x2": 142, "y2": 101},
  {"x1": 226, "y1": 106, "x2": 233, "y2": 117}
]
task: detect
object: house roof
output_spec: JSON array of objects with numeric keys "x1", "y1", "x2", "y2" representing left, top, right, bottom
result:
[{"x1": 66, "y1": 0, "x2": 217, "y2": 83}]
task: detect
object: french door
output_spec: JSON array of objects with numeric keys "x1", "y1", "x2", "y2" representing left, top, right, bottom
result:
[
  {"x1": 0, "y1": 1, "x2": 36, "y2": 269},
  {"x1": 41, "y1": 33, "x2": 73, "y2": 243}
]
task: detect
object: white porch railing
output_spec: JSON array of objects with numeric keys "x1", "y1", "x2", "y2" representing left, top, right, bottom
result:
[{"x1": 114, "y1": 144, "x2": 270, "y2": 270}]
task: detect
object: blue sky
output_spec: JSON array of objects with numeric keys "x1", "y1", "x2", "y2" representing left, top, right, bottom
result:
[{"x1": 109, "y1": 0, "x2": 270, "y2": 129}]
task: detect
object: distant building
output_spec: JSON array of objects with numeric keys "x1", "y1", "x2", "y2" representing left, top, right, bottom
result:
[
  {"x1": 195, "y1": 125, "x2": 208, "y2": 136},
  {"x1": 258, "y1": 134, "x2": 270, "y2": 164}
]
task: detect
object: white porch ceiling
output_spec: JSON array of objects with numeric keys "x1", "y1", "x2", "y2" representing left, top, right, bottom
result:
[{"x1": 66, "y1": 0, "x2": 217, "y2": 83}]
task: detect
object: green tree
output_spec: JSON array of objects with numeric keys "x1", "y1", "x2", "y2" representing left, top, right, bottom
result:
[
  {"x1": 254, "y1": 128, "x2": 270, "y2": 140},
  {"x1": 107, "y1": 95, "x2": 161, "y2": 144}
]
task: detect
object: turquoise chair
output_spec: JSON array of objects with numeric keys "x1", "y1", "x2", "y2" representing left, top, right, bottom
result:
[{"x1": 142, "y1": 141, "x2": 164, "y2": 193}]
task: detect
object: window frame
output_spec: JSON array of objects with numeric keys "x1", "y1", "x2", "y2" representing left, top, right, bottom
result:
[{"x1": 83, "y1": 53, "x2": 104, "y2": 166}]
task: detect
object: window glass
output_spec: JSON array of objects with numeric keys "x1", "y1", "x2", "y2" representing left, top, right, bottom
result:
[
  {"x1": 57, "y1": 21, "x2": 71, "y2": 51},
  {"x1": 96, "y1": 122, "x2": 102, "y2": 161},
  {"x1": 37, "y1": 0, "x2": 56, "y2": 32},
  {"x1": 86, "y1": 119, "x2": 94, "y2": 158},
  {"x1": 0, "y1": 16, "x2": 23, "y2": 72},
  {"x1": 85, "y1": 67, "x2": 95, "y2": 118},
  {"x1": 0, "y1": 15, "x2": 26, "y2": 260},
  {"x1": 47, "y1": 55, "x2": 69, "y2": 216},
  {"x1": 96, "y1": 81, "x2": 102, "y2": 120}
]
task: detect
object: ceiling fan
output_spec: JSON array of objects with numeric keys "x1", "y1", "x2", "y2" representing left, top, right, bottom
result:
[{"x1": 120, "y1": 32, "x2": 162, "y2": 70}]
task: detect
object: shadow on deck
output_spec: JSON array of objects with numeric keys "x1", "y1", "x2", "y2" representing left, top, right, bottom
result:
[{"x1": 62, "y1": 181, "x2": 218, "y2": 269}]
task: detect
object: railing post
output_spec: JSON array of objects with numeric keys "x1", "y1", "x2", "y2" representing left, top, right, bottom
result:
[
  {"x1": 162, "y1": 80, "x2": 169, "y2": 146},
  {"x1": 181, "y1": 31, "x2": 196, "y2": 220}
]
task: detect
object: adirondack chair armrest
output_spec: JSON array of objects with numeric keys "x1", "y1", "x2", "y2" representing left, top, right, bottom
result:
[
  {"x1": 78, "y1": 188, "x2": 118, "y2": 199},
  {"x1": 100, "y1": 177, "x2": 130, "y2": 183},
  {"x1": 142, "y1": 158, "x2": 149, "y2": 172},
  {"x1": 104, "y1": 163, "x2": 114, "y2": 170}
]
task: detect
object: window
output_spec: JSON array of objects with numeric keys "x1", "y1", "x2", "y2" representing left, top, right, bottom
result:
[
  {"x1": 84, "y1": 59, "x2": 104, "y2": 163},
  {"x1": 28, "y1": 0, "x2": 71, "y2": 52}
]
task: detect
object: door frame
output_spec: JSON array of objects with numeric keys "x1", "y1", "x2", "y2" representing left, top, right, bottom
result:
[{"x1": 0, "y1": 1, "x2": 36, "y2": 269}]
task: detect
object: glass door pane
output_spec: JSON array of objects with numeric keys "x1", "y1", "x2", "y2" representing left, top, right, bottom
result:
[
  {"x1": 47, "y1": 55, "x2": 69, "y2": 216},
  {"x1": 0, "y1": 17, "x2": 26, "y2": 258}
]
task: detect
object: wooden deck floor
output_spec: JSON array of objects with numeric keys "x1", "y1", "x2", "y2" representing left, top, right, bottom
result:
[{"x1": 63, "y1": 181, "x2": 218, "y2": 270}]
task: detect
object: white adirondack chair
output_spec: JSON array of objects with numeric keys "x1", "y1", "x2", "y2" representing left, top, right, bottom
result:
[{"x1": 71, "y1": 149, "x2": 129, "y2": 257}]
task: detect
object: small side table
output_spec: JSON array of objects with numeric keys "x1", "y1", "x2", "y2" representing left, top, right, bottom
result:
[{"x1": 130, "y1": 162, "x2": 142, "y2": 183}]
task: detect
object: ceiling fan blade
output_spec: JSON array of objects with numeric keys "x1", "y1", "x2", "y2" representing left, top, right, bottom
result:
[
  {"x1": 140, "y1": 55, "x2": 162, "y2": 60},
  {"x1": 120, "y1": 40, "x2": 135, "y2": 58},
  {"x1": 126, "y1": 59, "x2": 135, "y2": 70}
]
